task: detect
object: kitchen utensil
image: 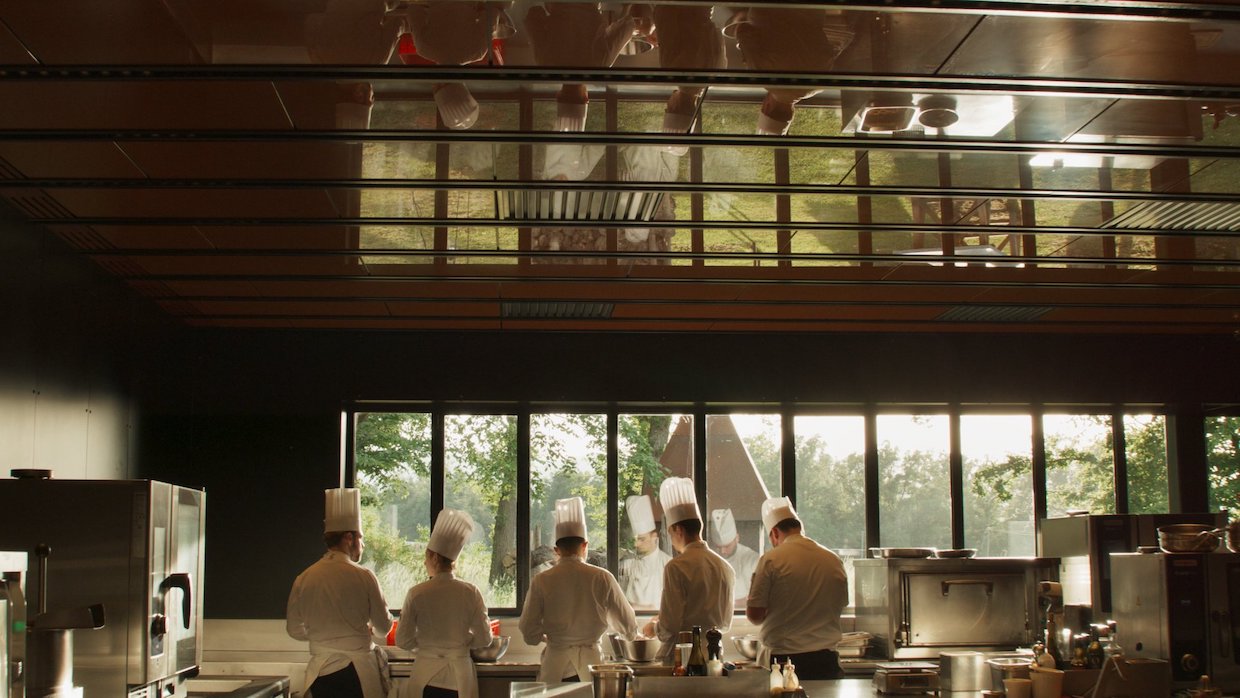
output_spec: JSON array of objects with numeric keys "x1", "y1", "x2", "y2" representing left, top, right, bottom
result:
[
  {"x1": 1030, "y1": 667, "x2": 1064, "y2": 698},
  {"x1": 470, "y1": 635, "x2": 510, "y2": 662},
  {"x1": 732, "y1": 635, "x2": 761, "y2": 661},
  {"x1": 589, "y1": 664, "x2": 633, "y2": 698},
  {"x1": 876, "y1": 547, "x2": 935, "y2": 559},
  {"x1": 1004, "y1": 677, "x2": 1033, "y2": 698},
  {"x1": 939, "y1": 651, "x2": 987, "y2": 691},
  {"x1": 616, "y1": 637, "x2": 659, "y2": 663},
  {"x1": 935, "y1": 548, "x2": 977, "y2": 559},
  {"x1": 988, "y1": 657, "x2": 1032, "y2": 690},
  {"x1": 1156, "y1": 524, "x2": 1223, "y2": 553},
  {"x1": 1229, "y1": 521, "x2": 1240, "y2": 553}
]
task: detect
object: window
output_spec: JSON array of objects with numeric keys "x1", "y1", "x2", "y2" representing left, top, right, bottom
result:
[
  {"x1": 877, "y1": 414, "x2": 951, "y2": 549},
  {"x1": 794, "y1": 415, "x2": 865, "y2": 606},
  {"x1": 1124, "y1": 414, "x2": 1168, "y2": 514},
  {"x1": 1043, "y1": 414, "x2": 1115, "y2": 517},
  {"x1": 961, "y1": 415, "x2": 1034, "y2": 556},
  {"x1": 530, "y1": 413, "x2": 607, "y2": 574},
  {"x1": 1206, "y1": 416, "x2": 1240, "y2": 512},
  {"x1": 617, "y1": 413, "x2": 685, "y2": 611}
]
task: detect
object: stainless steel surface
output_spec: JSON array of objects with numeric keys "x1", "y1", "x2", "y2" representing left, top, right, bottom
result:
[
  {"x1": 731, "y1": 635, "x2": 761, "y2": 661},
  {"x1": 614, "y1": 637, "x2": 659, "y2": 663},
  {"x1": 873, "y1": 548, "x2": 936, "y2": 559},
  {"x1": 939, "y1": 651, "x2": 987, "y2": 691},
  {"x1": 934, "y1": 549, "x2": 977, "y2": 559},
  {"x1": 1111, "y1": 551, "x2": 1240, "y2": 692},
  {"x1": 631, "y1": 669, "x2": 768, "y2": 697},
  {"x1": 0, "y1": 552, "x2": 27, "y2": 698},
  {"x1": 589, "y1": 663, "x2": 633, "y2": 698},
  {"x1": 1156, "y1": 524, "x2": 1223, "y2": 553},
  {"x1": 986, "y1": 657, "x2": 1033, "y2": 691},
  {"x1": 471, "y1": 635, "x2": 511, "y2": 663},
  {"x1": 0, "y1": 477, "x2": 206, "y2": 698},
  {"x1": 854, "y1": 558, "x2": 1056, "y2": 660},
  {"x1": 873, "y1": 664, "x2": 940, "y2": 695}
]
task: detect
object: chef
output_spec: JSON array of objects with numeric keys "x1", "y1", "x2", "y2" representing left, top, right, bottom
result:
[
  {"x1": 520, "y1": 497, "x2": 639, "y2": 682},
  {"x1": 709, "y1": 508, "x2": 760, "y2": 606},
  {"x1": 618, "y1": 494, "x2": 670, "y2": 610},
  {"x1": 648, "y1": 477, "x2": 735, "y2": 659},
  {"x1": 732, "y1": 6, "x2": 841, "y2": 136},
  {"x1": 395, "y1": 508, "x2": 492, "y2": 698},
  {"x1": 305, "y1": 0, "x2": 406, "y2": 132},
  {"x1": 286, "y1": 488, "x2": 393, "y2": 698},
  {"x1": 746, "y1": 497, "x2": 849, "y2": 680},
  {"x1": 649, "y1": 4, "x2": 726, "y2": 151},
  {"x1": 523, "y1": 2, "x2": 639, "y2": 131}
]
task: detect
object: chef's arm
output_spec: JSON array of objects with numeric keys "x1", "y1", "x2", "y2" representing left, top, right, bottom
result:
[
  {"x1": 285, "y1": 580, "x2": 308, "y2": 641},
  {"x1": 746, "y1": 605, "x2": 767, "y2": 624},
  {"x1": 469, "y1": 592, "x2": 493, "y2": 650},
  {"x1": 607, "y1": 578, "x2": 640, "y2": 638},
  {"x1": 518, "y1": 585, "x2": 545, "y2": 645},
  {"x1": 654, "y1": 569, "x2": 681, "y2": 643},
  {"x1": 395, "y1": 594, "x2": 417, "y2": 650}
]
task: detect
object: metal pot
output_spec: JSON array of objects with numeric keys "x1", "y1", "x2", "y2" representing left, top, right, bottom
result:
[
  {"x1": 608, "y1": 634, "x2": 658, "y2": 663},
  {"x1": 589, "y1": 663, "x2": 633, "y2": 698},
  {"x1": 1157, "y1": 524, "x2": 1223, "y2": 553}
]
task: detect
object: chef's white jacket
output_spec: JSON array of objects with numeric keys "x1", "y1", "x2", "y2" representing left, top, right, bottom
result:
[
  {"x1": 520, "y1": 556, "x2": 639, "y2": 682},
  {"x1": 286, "y1": 551, "x2": 393, "y2": 698},
  {"x1": 654, "y1": 540, "x2": 735, "y2": 657},
  {"x1": 746, "y1": 532, "x2": 848, "y2": 656},
  {"x1": 395, "y1": 572, "x2": 492, "y2": 696},
  {"x1": 724, "y1": 542, "x2": 761, "y2": 603},
  {"x1": 619, "y1": 548, "x2": 671, "y2": 610}
]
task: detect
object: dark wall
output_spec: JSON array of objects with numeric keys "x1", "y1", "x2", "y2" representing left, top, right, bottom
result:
[{"x1": 133, "y1": 324, "x2": 1240, "y2": 618}]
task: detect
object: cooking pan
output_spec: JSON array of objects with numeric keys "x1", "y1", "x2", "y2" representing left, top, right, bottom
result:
[
  {"x1": 1157, "y1": 524, "x2": 1223, "y2": 553},
  {"x1": 872, "y1": 547, "x2": 936, "y2": 559}
]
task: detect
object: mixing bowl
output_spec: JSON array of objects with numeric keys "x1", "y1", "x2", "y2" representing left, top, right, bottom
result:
[
  {"x1": 733, "y1": 635, "x2": 762, "y2": 661},
  {"x1": 470, "y1": 635, "x2": 510, "y2": 662}
]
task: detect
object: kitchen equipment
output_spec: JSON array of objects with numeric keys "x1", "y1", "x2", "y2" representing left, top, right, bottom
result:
[
  {"x1": 1111, "y1": 551, "x2": 1240, "y2": 691},
  {"x1": 873, "y1": 662, "x2": 939, "y2": 695},
  {"x1": 611, "y1": 636, "x2": 658, "y2": 663},
  {"x1": 589, "y1": 663, "x2": 633, "y2": 698},
  {"x1": 873, "y1": 548, "x2": 935, "y2": 559},
  {"x1": 0, "y1": 472, "x2": 205, "y2": 698},
  {"x1": 939, "y1": 651, "x2": 987, "y2": 691},
  {"x1": 988, "y1": 656, "x2": 1033, "y2": 690},
  {"x1": 854, "y1": 557, "x2": 1056, "y2": 660},
  {"x1": 836, "y1": 632, "x2": 871, "y2": 659},
  {"x1": 917, "y1": 95, "x2": 960, "y2": 129},
  {"x1": 1040, "y1": 512, "x2": 1225, "y2": 613},
  {"x1": 1, "y1": 551, "x2": 27, "y2": 698},
  {"x1": 935, "y1": 548, "x2": 977, "y2": 559},
  {"x1": 731, "y1": 635, "x2": 761, "y2": 661},
  {"x1": 469, "y1": 635, "x2": 509, "y2": 662},
  {"x1": 632, "y1": 669, "x2": 768, "y2": 698},
  {"x1": 1157, "y1": 524, "x2": 1223, "y2": 553},
  {"x1": 1228, "y1": 521, "x2": 1240, "y2": 553},
  {"x1": 1030, "y1": 667, "x2": 1064, "y2": 698}
]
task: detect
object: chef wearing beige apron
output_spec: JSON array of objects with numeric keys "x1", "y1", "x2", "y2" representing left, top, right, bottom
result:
[
  {"x1": 395, "y1": 509, "x2": 492, "y2": 698},
  {"x1": 287, "y1": 488, "x2": 394, "y2": 698},
  {"x1": 521, "y1": 497, "x2": 640, "y2": 682},
  {"x1": 618, "y1": 495, "x2": 670, "y2": 610}
]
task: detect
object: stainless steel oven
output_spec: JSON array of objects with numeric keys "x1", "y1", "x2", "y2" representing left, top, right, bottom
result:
[
  {"x1": 1111, "y1": 552, "x2": 1240, "y2": 692},
  {"x1": 854, "y1": 558, "x2": 1056, "y2": 660},
  {"x1": 0, "y1": 472, "x2": 205, "y2": 698}
]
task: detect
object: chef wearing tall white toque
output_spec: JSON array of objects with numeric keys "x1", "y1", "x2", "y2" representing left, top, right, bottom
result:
[
  {"x1": 618, "y1": 494, "x2": 671, "y2": 610},
  {"x1": 709, "y1": 508, "x2": 760, "y2": 606}
]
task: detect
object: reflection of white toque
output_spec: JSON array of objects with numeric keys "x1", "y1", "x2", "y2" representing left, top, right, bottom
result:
[
  {"x1": 761, "y1": 496, "x2": 799, "y2": 533},
  {"x1": 661, "y1": 111, "x2": 693, "y2": 156},
  {"x1": 659, "y1": 477, "x2": 701, "y2": 526},
  {"x1": 335, "y1": 102, "x2": 374, "y2": 131},
  {"x1": 710, "y1": 508, "x2": 738, "y2": 546},
  {"x1": 555, "y1": 496, "x2": 588, "y2": 541},
  {"x1": 757, "y1": 111, "x2": 792, "y2": 136},
  {"x1": 434, "y1": 83, "x2": 480, "y2": 130},
  {"x1": 325, "y1": 488, "x2": 363, "y2": 533},
  {"x1": 626, "y1": 494, "x2": 656, "y2": 535},
  {"x1": 428, "y1": 508, "x2": 476, "y2": 560},
  {"x1": 555, "y1": 101, "x2": 588, "y2": 132}
]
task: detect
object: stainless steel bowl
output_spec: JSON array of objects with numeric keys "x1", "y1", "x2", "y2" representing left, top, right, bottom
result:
[
  {"x1": 617, "y1": 637, "x2": 659, "y2": 663},
  {"x1": 470, "y1": 635, "x2": 510, "y2": 662},
  {"x1": 936, "y1": 548, "x2": 977, "y2": 559},
  {"x1": 1158, "y1": 524, "x2": 1222, "y2": 553},
  {"x1": 733, "y1": 635, "x2": 762, "y2": 661}
]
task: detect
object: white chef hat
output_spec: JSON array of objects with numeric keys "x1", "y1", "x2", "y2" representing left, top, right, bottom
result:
[
  {"x1": 626, "y1": 494, "x2": 656, "y2": 535},
  {"x1": 710, "y1": 508, "x2": 738, "y2": 546},
  {"x1": 761, "y1": 496, "x2": 800, "y2": 533},
  {"x1": 756, "y1": 111, "x2": 792, "y2": 136},
  {"x1": 324, "y1": 488, "x2": 363, "y2": 533},
  {"x1": 659, "y1": 477, "x2": 701, "y2": 526},
  {"x1": 555, "y1": 101, "x2": 588, "y2": 132},
  {"x1": 554, "y1": 496, "x2": 588, "y2": 541},
  {"x1": 434, "y1": 83, "x2": 480, "y2": 130},
  {"x1": 661, "y1": 111, "x2": 692, "y2": 156},
  {"x1": 428, "y1": 508, "x2": 476, "y2": 561}
]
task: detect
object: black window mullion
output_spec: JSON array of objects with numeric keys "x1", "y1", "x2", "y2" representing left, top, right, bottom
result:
[
  {"x1": 949, "y1": 410, "x2": 965, "y2": 550},
  {"x1": 607, "y1": 409, "x2": 619, "y2": 575},
  {"x1": 1112, "y1": 408, "x2": 1129, "y2": 514},
  {"x1": 342, "y1": 409, "x2": 357, "y2": 488},
  {"x1": 693, "y1": 406, "x2": 707, "y2": 509},
  {"x1": 431, "y1": 407, "x2": 445, "y2": 526},
  {"x1": 864, "y1": 410, "x2": 880, "y2": 550},
  {"x1": 1031, "y1": 407, "x2": 1047, "y2": 543},
  {"x1": 516, "y1": 407, "x2": 531, "y2": 612},
  {"x1": 781, "y1": 406, "x2": 795, "y2": 503}
]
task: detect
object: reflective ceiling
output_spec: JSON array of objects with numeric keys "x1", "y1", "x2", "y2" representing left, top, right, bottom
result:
[{"x1": 4, "y1": 0, "x2": 1240, "y2": 333}]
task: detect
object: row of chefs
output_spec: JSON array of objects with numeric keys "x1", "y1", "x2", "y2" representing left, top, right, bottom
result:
[{"x1": 285, "y1": 479, "x2": 850, "y2": 698}]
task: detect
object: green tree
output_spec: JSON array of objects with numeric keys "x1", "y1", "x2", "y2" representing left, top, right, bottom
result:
[{"x1": 1207, "y1": 416, "x2": 1240, "y2": 511}]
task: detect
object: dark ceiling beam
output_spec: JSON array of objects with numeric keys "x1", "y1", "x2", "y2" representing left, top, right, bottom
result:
[{"x1": 1, "y1": 66, "x2": 1237, "y2": 100}]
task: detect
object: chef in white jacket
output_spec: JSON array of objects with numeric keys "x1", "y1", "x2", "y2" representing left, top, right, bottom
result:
[
  {"x1": 395, "y1": 509, "x2": 492, "y2": 698},
  {"x1": 287, "y1": 488, "x2": 393, "y2": 698},
  {"x1": 648, "y1": 478, "x2": 735, "y2": 659},
  {"x1": 618, "y1": 494, "x2": 670, "y2": 610},
  {"x1": 520, "y1": 497, "x2": 640, "y2": 682},
  {"x1": 709, "y1": 508, "x2": 760, "y2": 606}
]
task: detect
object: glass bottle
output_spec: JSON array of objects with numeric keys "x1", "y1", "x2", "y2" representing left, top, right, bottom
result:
[
  {"x1": 687, "y1": 626, "x2": 707, "y2": 676},
  {"x1": 672, "y1": 645, "x2": 687, "y2": 676}
]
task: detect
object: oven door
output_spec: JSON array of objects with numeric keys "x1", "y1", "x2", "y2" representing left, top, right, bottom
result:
[
  {"x1": 903, "y1": 572, "x2": 1029, "y2": 648},
  {"x1": 1207, "y1": 553, "x2": 1240, "y2": 689}
]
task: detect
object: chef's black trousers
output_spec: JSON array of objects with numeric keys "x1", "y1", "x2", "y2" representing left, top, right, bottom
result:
[
  {"x1": 422, "y1": 687, "x2": 458, "y2": 698},
  {"x1": 307, "y1": 665, "x2": 363, "y2": 698},
  {"x1": 771, "y1": 648, "x2": 842, "y2": 680}
]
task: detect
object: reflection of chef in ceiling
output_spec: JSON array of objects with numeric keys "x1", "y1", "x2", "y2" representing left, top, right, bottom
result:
[
  {"x1": 619, "y1": 495, "x2": 671, "y2": 611},
  {"x1": 521, "y1": 2, "x2": 640, "y2": 131},
  {"x1": 305, "y1": 0, "x2": 406, "y2": 130},
  {"x1": 532, "y1": 142, "x2": 679, "y2": 262},
  {"x1": 403, "y1": 1, "x2": 514, "y2": 129},
  {"x1": 732, "y1": 6, "x2": 849, "y2": 136},
  {"x1": 710, "y1": 508, "x2": 760, "y2": 606},
  {"x1": 648, "y1": 5, "x2": 726, "y2": 145}
]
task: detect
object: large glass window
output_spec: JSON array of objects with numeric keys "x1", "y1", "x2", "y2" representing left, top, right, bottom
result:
[
  {"x1": 962, "y1": 415, "x2": 1034, "y2": 556},
  {"x1": 877, "y1": 415, "x2": 951, "y2": 549},
  {"x1": 1043, "y1": 414, "x2": 1115, "y2": 517},
  {"x1": 1207, "y1": 416, "x2": 1240, "y2": 512},
  {"x1": 353, "y1": 411, "x2": 433, "y2": 606},
  {"x1": 617, "y1": 413, "x2": 685, "y2": 611},
  {"x1": 530, "y1": 413, "x2": 607, "y2": 576},
  {"x1": 705, "y1": 414, "x2": 779, "y2": 608},
  {"x1": 794, "y1": 415, "x2": 865, "y2": 606},
  {"x1": 1124, "y1": 414, "x2": 1168, "y2": 514},
  {"x1": 445, "y1": 413, "x2": 518, "y2": 608}
]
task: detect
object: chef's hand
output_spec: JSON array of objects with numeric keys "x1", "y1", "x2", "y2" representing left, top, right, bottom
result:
[{"x1": 641, "y1": 617, "x2": 658, "y2": 638}]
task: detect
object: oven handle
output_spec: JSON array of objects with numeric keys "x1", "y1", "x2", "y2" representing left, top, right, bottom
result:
[
  {"x1": 941, "y1": 579, "x2": 994, "y2": 596},
  {"x1": 1213, "y1": 610, "x2": 1230, "y2": 658},
  {"x1": 160, "y1": 573, "x2": 193, "y2": 629}
]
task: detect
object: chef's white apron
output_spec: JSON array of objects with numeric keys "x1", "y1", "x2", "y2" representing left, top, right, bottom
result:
[
  {"x1": 399, "y1": 648, "x2": 478, "y2": 698},
  {"x1": 305, "y1": 643, "x2": 391, "y2": 698},
  {"x1": 537, "y1": 642, "x2": 602, "y2": 683}
]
